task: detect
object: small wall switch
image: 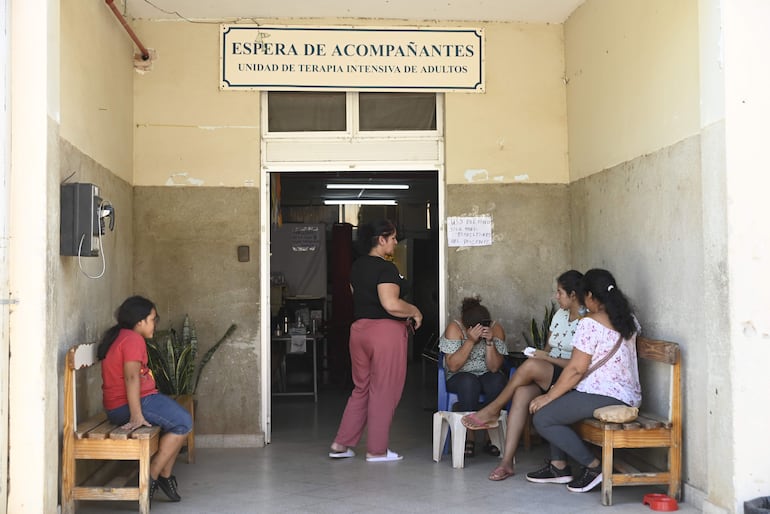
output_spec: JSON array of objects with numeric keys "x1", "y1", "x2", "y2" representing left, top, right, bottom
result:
[{"x1": 237, "y1": 245, "x2": 250, "y2": 262}]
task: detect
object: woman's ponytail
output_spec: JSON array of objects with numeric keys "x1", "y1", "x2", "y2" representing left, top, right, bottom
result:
[{"x1": 582, "y1": 269, "x2": 636, "y2": 339}]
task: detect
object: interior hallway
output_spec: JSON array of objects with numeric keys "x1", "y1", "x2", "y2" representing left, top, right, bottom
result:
[{"x1": 76, "y1": 362, "x2": 696, "y2": 513}]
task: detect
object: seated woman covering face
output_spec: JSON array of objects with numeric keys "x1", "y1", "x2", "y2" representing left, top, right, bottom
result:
[
  {"x1": 438, "y1": 296, "x2": 508, "y2": 458},
  {"x1": 461, "y1": 270, "x2": 584, "y2": 481}
]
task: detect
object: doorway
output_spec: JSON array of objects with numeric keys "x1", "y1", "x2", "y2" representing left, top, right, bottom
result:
[
  {"x1": 263, "y1": 170, "x2": 441, "y2": 441},
  {"x1": 259, "y1": 91, "x2": 447, "y2": 442}
]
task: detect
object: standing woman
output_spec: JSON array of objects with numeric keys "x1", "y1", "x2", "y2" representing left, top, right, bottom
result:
[
  {"x1": 99, "y1": 296, "x2": 193, "y2": 502},
  {"x1": 329, "y1": 220, "x2": 423, "y2": 462},
  {"x1": 526, "y1": 269, "x2": 641, "y2": 493}
]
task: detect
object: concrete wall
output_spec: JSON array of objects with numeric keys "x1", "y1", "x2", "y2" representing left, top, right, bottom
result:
[
  {"x1": 565, "y1": 0, "x2": 720, "y2": 508},
  {"x1": 133, "y1": 187, "x2": 261, "y2": 443},
  {"x1": 56, "y1": 0, "x2": 136, "y2": 403},
  {"x1": 446, "y1": 183, "x2": 571, "y2": 348}
]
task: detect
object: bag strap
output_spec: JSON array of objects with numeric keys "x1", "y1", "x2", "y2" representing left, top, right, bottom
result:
[{"x1": 584, "y1": 334, "x2": 623, "y2": 378}]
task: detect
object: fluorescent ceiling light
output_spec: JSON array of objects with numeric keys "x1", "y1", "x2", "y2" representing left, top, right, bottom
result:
[
  {"x1": 326, "y1": 184, "x2": 409, "y2": 190},
  {"x1": 324, "y1": 199, "x2": 397, "y2": 206}
]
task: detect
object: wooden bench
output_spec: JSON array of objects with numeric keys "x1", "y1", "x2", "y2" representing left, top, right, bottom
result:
[
  {"x1": 574, "y1": 336, "x2": 682, "y2": 506},
  {"x1": 62, "y1": 342, "x2": 161, "y2": 514}
]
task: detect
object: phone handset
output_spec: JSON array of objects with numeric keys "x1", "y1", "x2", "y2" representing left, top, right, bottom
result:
[{"x1": 99, "y1": 202, "x2": 115, "y2": 234}]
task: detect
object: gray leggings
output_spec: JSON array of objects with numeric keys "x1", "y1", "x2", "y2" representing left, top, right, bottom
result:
[{"x1": 532, "y1": 390, "x2": 625, "y2": 466}]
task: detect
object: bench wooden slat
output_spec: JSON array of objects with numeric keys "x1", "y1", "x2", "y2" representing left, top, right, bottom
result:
[
  {"x1": 612, "y1": 456, "x2": 643, "y2": 475},
  {"x1": 635, "y1": 414, "x2": 666, "y2": 429},
  {"x1": 75, "y1": 412, "x2": 108, "y2": 439},
  {"x1": 79, "y1": 461, "x2": 125, "y2": 487},
  {"x1": 103, "y1": 465, "x2": 139, "y2": 489},
  {"x1": 85, "y1": 420, "x2": 119, "y2": 440},
  {"x1": 73, "y1": 486, "x2": 140, "y2": 501},
  {"x1": 637, "y1": 337, "x2": 679, "y2": 365}
]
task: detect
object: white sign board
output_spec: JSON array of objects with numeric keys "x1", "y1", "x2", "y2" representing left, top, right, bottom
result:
[
  {"x1": 220, "y1": 25, "x2": 484, "y2": 92},
  {"x1": 447, "y1": 216, "x2": 492, "y2": 247}
]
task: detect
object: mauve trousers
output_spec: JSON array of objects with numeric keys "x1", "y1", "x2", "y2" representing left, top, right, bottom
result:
[{"x1": 333, "y1": 318, "x2": 408, "y2": 455}]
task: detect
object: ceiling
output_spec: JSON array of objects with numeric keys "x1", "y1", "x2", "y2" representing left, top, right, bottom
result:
[{"x1": 124, "y1": 0, "x2": 586, "y2": 24}]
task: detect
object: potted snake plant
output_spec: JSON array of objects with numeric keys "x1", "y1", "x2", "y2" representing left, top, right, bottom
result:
[{"x1": 146, "y1": 315, "x2": 237, "y2": 396}]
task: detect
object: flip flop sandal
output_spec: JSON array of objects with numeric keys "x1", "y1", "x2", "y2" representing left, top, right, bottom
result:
[
  {"x1": 483, "y1": 441, "x2": 501, "y2": 457},
  {"x1": 461, "y1": 412, "x2": 499, "y2": 431},
  {"x1": 488, "y1": 466, "x2": 514, "y2": 481},
  {"x1": 329, "y1": 448, "x2": 355, "y2": 458},
  {"x1": 464, "y1": 441, "x2": 475, "y2": 458}
]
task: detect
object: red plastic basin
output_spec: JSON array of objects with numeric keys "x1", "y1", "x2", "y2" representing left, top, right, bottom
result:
[{"x1": 643, "y1": 493, "x2": 678, "y2": 511}]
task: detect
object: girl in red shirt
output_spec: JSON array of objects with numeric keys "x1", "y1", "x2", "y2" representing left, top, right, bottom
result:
[{"x1": 99, "y1": 296, "x2": 192, "y2": 503}]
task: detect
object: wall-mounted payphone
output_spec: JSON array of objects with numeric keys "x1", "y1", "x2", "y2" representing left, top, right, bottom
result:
[{"x1": 60, "y1": 183, "x2": 115, "y2": 257}]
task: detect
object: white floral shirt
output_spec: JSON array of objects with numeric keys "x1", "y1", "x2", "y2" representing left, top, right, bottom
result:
[
  {"x1": 439, "y1": 320, "x2": 508, "y2": 379},
  {"x1": 573, "y1": 317, "x2": 642, "y2": 407},
  {"x1": 547, "y1": 308, "x2": 580, "y2": 359}
]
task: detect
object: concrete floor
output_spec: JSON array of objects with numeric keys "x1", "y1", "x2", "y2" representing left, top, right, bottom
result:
[{"x1": 75, "y1": 362, "x2": 697, "y2": 513}]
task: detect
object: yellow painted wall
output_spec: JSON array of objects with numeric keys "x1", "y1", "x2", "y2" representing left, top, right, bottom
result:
[
  {"x1": 446, "y1": 23, "x2": 568, "y2": 185},
  {"x1": 132, "y1": 19, "x2": 568, "y2": 186},
  {"x1": 133, "y1": 21, "x2": 261, "y2": 187},
  {"x1": 60, "y1": 0, "x2": 134, "y2": 182},
  {"x1": 565, "y1": 0, "x2": 700, "y2": 180}
]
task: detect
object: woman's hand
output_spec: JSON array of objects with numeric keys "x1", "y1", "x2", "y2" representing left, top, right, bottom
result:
[
  {"x1": 121, "y1": 415, "x2": 151, "y2": 431},
  {"x1": 527, "y1": 349, "x2": 548, "y2": 360},
  {"x1": 529, "y1": 393, "x2": 554, "y2": 414},
  {"x1": 467, "y1": 323, "x2": 485, "y2": 343},
  {"x1": 411, "y1": 311, "x2": 423, "y2": 330}
]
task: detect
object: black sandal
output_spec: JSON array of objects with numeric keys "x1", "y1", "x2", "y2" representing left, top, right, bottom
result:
[
  {"x1": 464, "y1": 440, "x2": 476, "y2": 458},
  {"x1": 483, "y1": 440, "x2": 501, "y2": 457}
]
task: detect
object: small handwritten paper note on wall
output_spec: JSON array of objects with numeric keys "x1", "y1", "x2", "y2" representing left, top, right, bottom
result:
[{"x1": 447, "y1": 216, "x2": 492, "y2": 247}]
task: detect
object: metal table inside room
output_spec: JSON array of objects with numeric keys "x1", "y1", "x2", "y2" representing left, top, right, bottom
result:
[{"x1": 271, "y1": 332, "x2": 321, "y2": 403}]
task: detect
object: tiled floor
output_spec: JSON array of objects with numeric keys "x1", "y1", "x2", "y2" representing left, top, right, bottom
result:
[{"x1": 75, "y1": 363, "x2": 696, "y2": 513}]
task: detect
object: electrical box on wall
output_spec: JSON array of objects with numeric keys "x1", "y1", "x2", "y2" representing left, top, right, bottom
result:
[{"x1": 60, "y1": 183, "x2": 102, "y2": 257}]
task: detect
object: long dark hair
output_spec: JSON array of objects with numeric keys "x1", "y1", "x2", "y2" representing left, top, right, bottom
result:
[
  {"x1": 557, "y1": 269, "x2": 583, "y2": 297},
  {"x1": 357, "y1": 219, "x2": 396, "y2": 253},
  {"x1": 582, "y1": 269, "x2": 636, "y2": 339},
  {"x1": 460, "y1": 296, "x2": 490, "y2": 328},
  {"x1": 97, "y1": 296, "x2": 156, "y2": 360}
]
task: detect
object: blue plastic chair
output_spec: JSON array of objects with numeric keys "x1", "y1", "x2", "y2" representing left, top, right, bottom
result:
[
  {"x1": 437, "y1": 352, "x2": 516, "y2": 454},
  {"x1": 438, "y1": 352, "x2": 515, "y2": 411}
]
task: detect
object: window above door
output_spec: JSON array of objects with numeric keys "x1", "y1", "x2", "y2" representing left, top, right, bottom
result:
[{"x1": 264, "y1": 92, "x2": 441, "y2": 137}]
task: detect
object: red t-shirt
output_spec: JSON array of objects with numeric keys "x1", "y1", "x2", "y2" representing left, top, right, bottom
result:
[{"x1": 101, "y1": 328, "x2": 158, "y2": 410}]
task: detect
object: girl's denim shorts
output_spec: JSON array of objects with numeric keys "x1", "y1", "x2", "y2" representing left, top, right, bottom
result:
[{"x1": 107, "y1": 393, "x2": 193, "y2": 435}]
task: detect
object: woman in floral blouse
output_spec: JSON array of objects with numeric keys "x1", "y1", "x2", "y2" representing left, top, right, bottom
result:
[{"x1": 526, "y1": 268, "x2": 641, "y2": 494}]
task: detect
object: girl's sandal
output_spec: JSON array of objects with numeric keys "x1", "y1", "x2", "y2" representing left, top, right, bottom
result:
[{"x1": 483, "y1": 440, "x2": 501, "y2": 457}]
